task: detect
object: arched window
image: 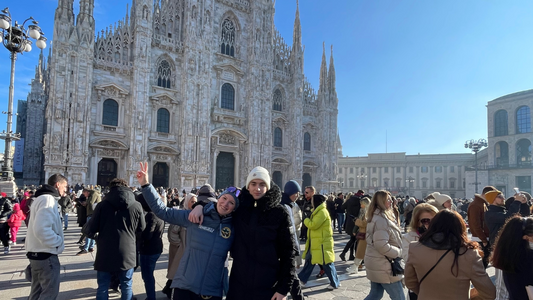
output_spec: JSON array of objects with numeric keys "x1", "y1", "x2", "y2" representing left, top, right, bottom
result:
[
  {"x1": 157, "y1": 108, "x2": 170, "y2": 133},
  {"x1": 102, "y1": 99, "x2": 118, "y2": 126},
  {"x1": 516, "y1": 106, "x2": 531, "y2": 134},
  {"x1": 152, "y1": 162, "x2": 169, "y2": 188},
  {"x1": 494, "y1": 110, "x2": 508, "y2": 136},
  {"x1": 157, "y1": 60, "x2": 172, "y2": 89},
  {"x1": 516, "y1": 139, "x2": 532, "y2": 166},
  {"x1": 273, "y1": 127, "x2": 282, "y2": 147},
  {"x1": 302, "y1": 173, "x2": 312, "y2": 187},
  {"x1": 273, "y1": 89, "x2": 282, "y2": 111},
  {"x1": 221, "y1": 83, "x2": 235, "y2": 110},
  {"x1": 220, "y1": 19, "x2": 235, "y2": 57},
  {"x1": 304, "y1": 132, "x2": 311, "y2": 151},
  {"x1": 273, "y1": 171, "x2": 282, "y2": 189},
  {"x1": 495, "y1": 141, "x2": 509, "y2": 167}
]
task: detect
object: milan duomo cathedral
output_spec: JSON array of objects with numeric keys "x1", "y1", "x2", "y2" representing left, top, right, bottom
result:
[{"x1": 21, "y1": 0, "x2": 341, "y2": 192}]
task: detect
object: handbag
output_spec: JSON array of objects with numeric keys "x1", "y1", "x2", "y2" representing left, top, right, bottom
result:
[
  {"x1": 356, "y1": 232, "x2": 366, "y2": 240},
  {"x1": 419, "y1": 249, "x2": 451, "y2": 284},
  {"x1": 385, "y1": 256, "x2": 404, "y2": 276}
]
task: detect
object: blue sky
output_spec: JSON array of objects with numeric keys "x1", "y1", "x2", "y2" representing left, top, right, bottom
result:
[{"x1": 1, "y1": 1, "x2": 533, "y2": 157}]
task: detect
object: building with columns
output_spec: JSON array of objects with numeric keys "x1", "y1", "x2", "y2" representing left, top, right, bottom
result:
[{"x1": 23, "y1": 0, "x2": 340, "y2": 192}]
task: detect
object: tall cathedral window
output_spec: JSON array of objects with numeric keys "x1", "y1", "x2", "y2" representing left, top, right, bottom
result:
[
  {"x1": 221, "y1": 83, "x2": 235, "y2": 110},
  {"x1": 102, "y1": 99, "x2": 119, "y2": 126},
  {"x1": 273, "y1": 89, "x2": 282, "y2": 111},
  {"x1": 304, "y1": 132, "x2": 311, "y2": 151},
  {"x1": 273, "y1": 171, "x2": 283, "y2": 188},
  {"x1": 157, "y1": 60, "x2": 172, "y2": 89},
  {"x1": 157, "y1": 108, "x2": 170, "y2": 133},
  {"x1": 274, "y1": 127, "x2": 283, "y2": 147},
  {"x1": 220, "y1": 19, "x2": 235, "y2": 57}
]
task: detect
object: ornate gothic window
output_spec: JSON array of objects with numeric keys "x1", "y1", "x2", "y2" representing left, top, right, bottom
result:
[
  {"x1": 157, "y1": 108, "x2": 170, "y2": 133},
  {"x1": 273, "y1": 171, "x2": 283, "y2": 188},
  {"x1": 221, "y1": 83, "x2": 235, "y2": 110},
  {"x1": 495, "y1": 141, "x2": 509, "y2": 167},
  {"x1": 494, "y1": 110, "x2": 508, "y2": 136},
  {"x1": 516, "y1": 139, "x2": 532, "y2": 166},
  {"x1": 157, "y1": 60, "x2": 172, "y2": 89},
  {"x1": 102, "y1": 99, "x2": 119, "y2": 126},
  {"x1": 220, "y1": 19, "x2": 235, "y2": 57},
  {"x1": 304, "y1": 132, "x2": 311, "y2": 151},
  {"x1": 274, "y1": 127, "x2": 283, "y2": 147},
  {"x1": 516, "y1": 106, "x2": 531, "y2": 134},
  {"x1": 273, "y1": 89, "x2": 282, "y2": 111}
]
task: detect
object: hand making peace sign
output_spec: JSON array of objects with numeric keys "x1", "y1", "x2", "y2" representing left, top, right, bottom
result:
[{"x1": 136, "y1": 162, "x2": 150, "y2": 186}]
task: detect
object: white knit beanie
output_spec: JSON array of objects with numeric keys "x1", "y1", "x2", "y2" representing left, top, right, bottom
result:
[{"x1": 246, "y1": 166, "x2": 271, "y2": 191}]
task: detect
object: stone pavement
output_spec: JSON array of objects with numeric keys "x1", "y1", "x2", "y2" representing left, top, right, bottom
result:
[{"x1": 0, "y1": 215, "x2": 495, "y2": 300}]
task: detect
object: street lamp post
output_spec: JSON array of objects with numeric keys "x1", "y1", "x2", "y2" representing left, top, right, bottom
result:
[
  {"x1": 406, "y1": 176, "x2": 415, "y2": 196},
  {"x1": 0, "y1": 8, "x2": 46, "y2": 193},
  {"x1": 465, "y1": 139, "x2": 488, "y2": 194},
  {"x1": 357, "y1": 172, "x2": 367, "y2": 189}
]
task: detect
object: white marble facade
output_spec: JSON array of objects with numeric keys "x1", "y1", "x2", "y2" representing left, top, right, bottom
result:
[{"x1": 37, "y1": 0, "x2": 339, "y2": 192}]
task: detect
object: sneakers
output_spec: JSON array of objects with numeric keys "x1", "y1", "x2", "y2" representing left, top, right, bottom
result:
[
  {"x1": 327, "y1": 284, "x2": 341, "y2": 290},
  {"x1": 108, "y1": 288, "x2": 121, "y2": 296},
  {"x1": 346, "y1": 266, "x2": 358, "y2": 274},
  {"x1": 4, "y1": 246, "x2": 9, "y2": 254},
  {"x1": 76, "y1": 250, "x2": 88, "y2": 256},
  {"x1": 88, "y1": 248, "x2": 94, "y2": 253},
  {"x1": 315, "y1": 269, "x2": 325, "y2": 278}
]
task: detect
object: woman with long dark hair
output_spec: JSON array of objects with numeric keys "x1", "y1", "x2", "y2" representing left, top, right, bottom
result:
[
  {"x1": 404, "y1": 210, "x2": 495, "y2": 300},
  {"x1": 491, "y1": 216, "x2": 533, "y2": 300}
]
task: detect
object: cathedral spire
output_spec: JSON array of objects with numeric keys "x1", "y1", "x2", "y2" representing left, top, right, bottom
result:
[
  {"x1": 35, "y1": 50, "x2": 44, "y2": 81},
  {"x1": 292, "y1": 0, "x2": 302, "y2": 52},
  {"x1": 76, "y1": 0, "x2": 95, "y2": 39},
  {"x1": 55, "y1": 0, "x2": 75, "y2": 25},
  {"x1": 319, "y1": 42, "x2": 328, "y2": 93},
  {"x1": 328, "y1": 45, "x2": 336, "y2": 97}
]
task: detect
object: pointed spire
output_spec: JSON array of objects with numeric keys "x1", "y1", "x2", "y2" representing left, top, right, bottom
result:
[
  {"x1": 319, "y1": 42, "x2": 328, "y2": 93},
  {"x1": 292, "y1": 0, "x2": 302, "y2": 52},
  {"x1": 55, "y1": 0, "x2": 75, "y2": 25},
  {"x1": 125, "y1": 3, "x2": 130, "y2": 27},
  {"x1": 328, "y1": 45, "x2": 336, "y2": 96}
]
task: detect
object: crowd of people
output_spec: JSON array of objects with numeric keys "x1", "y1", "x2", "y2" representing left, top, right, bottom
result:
[{"x1": 2, "y1": 166, "x2": 533, "y2": 300}]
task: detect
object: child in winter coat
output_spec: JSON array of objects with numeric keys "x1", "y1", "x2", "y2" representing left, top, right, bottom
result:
[{"x1": 7, "y1": 203, "x2": 26, "y2": 245}]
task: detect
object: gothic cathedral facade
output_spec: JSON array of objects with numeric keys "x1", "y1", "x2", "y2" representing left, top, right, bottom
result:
[{"x1": 36, "y1": 0, "x2": 339, "y2": 191}]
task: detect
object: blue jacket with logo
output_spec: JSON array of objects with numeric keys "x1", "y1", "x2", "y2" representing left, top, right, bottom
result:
[{"x1": 142, "y1": 184, "x2": 234, "y2": 297}]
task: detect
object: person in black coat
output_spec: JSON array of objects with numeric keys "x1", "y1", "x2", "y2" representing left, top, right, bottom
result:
[
  {"x1": 87, "y1": 178, "x2": 145, "y2": 300},
  {"x1": 339, "y1": 192, "x2": 363, "y2": 261},
  {"x1": 136, "y1": 193, "x2": 165, "y2": 300}
]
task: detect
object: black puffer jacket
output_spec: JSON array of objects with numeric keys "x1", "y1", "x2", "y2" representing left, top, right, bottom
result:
[
  {"x1": 227, "y1": 183, "x2": 297, "y2": 300},
  {"x1": 90, "y1": 186, "x2": 145, "y2": 272},
  {"x1": 342, "y1": 195, "x2": 361, "y2": 235},
  {"x1": 0, "y1": 196, "x2": 13, "y2": 222}
]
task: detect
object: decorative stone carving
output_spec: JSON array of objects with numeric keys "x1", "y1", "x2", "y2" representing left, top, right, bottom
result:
[{"x1": 219, "y1": 133, "x2": 236, "y2": 145}]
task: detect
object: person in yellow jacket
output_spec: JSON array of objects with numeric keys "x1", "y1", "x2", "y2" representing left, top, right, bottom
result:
[{"x1": 298, "y1": 194, "x2": 340, "y2": 290}]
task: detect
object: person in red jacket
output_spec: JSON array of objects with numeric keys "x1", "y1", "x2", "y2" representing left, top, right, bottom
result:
[{"x1": 7, "y1": 203, "x2": 26, "y2": 245}]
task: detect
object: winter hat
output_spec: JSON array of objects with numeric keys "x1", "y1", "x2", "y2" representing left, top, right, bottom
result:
[
  {"x1": 283, "y1": 180, "x2": 301, "y2": 196},
  {"x1": 183, "y1": 193, "x2": 197, "y2": 210},
  {"x1": 435, "y1": 194, "x2": 452, "y2": 206},
  {"x1": 13, "y1": 203, "x2": 20, "y2": 211},
  {"x1": 246, "y1": 166, "x2": 271, "y2": 191},
  {"x1": 485, "y1": 190, "x2": 502, "y2": 205},
  {"x1": 219, "y1": 187, "x2": 241, "y2": 210},
  {"x1": 312, "y1": 194, "x2": 326, "y2": 208},
  {"x1": 197, "y1": 184, "x2": 217, "y2": 202}
]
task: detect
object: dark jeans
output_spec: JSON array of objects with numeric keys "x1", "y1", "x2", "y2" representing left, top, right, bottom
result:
[
  {"x1": 480, "y1": 242, "x2": 491, "y2": 269},
  {"x1": 96, "y1": 269, "x2": 134, "y2": 300},
  {"x1": 29, "y1": 255, "x2": 61, "y2": 300},
  {"x1": 336, "y1": 213, "x2": 345, "y2": 233},
  {"x1": 408, "y1": 290, "x2": 418, "y2": 300},
  {"x1": 171, "y1": 288, "x2": 222, "y2": 300},
  {"x1": 342, "y1": 235, "x2": 357, "y2": 257},
  {"x1": 300, "y1": 225, "x2": 308, "y2": 240},
  {"x1": 289, "y1": 276, "x2": 305, "y2": 300},
  {"x1": 140, "y1": 253, "x2": 161, "y2": 300},
  {"x1": 0, "y1": 222, "x2": 10, "y2": 247}
]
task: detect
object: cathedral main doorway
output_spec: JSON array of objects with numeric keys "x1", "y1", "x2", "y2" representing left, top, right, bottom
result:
[
  {"x1": 152, "y1": 162, "x2": 169, "y2": 188},
  {"x1": 97, "y1": 158, "x2": 117, "y2": 187},
  {"x1": 303, "y1": 173, "x2": 312, "y2": 188},
  {"x1": 216, "y1": 152, "x2": 234, "y2": 190}
]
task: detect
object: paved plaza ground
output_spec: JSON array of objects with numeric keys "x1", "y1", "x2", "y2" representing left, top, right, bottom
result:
[{"x1": 0, "y1": 215, "x2": 495, "y2": 300}]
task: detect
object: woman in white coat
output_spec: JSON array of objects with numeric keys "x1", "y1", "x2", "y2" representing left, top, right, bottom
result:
[{"x1": 364, "y1": 190, "x2": 405, "y2": 300}]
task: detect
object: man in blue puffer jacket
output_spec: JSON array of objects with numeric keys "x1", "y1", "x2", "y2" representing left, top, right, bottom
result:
[{"x1": 137, "y1": 162, "x2": 238, "y2": 300}]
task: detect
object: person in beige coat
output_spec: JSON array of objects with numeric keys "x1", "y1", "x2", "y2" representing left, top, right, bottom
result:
[
  {"x1": 364, "y1": 190, "x2": 405, "y2": 300},
  {"x1": 405, "y1": 210, "x2": 496, "y2": 300},
  {"x1": 347, "y1": 196, "x2": 370, "y2": 274}
]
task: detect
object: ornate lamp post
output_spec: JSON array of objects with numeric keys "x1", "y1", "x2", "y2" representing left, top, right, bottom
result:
[
  {"x1": 406, "y1": 176, "x2": 415, "y2": 196},
  {"x1": 465, "y1": 138, "x2": 488, "y2": 194},
  {"x1": 357, "y1": 172, "x2": 367, "y2": 189},
  {"x1": 0, "y1": 8, "x2": 46, "y2": 191}
]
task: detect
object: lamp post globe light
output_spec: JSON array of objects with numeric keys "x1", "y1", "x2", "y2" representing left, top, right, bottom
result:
[
  {"x1": 0, "y1": 7, "x2": 46, "y2": 194},
  {"x1": 357, "y1": 172, "x2": 367, "y2": 189},
  {"x1": 406, "y1": 176, "x2": 415, "y2": 197},
  {"x1": 465, "y1": 138, "x2": 488, "y2": 194}
]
